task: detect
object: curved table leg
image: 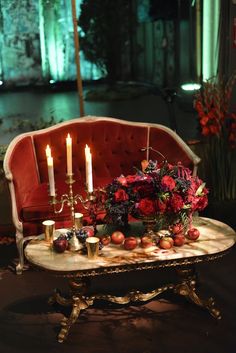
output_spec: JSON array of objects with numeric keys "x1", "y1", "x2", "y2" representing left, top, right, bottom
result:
[
  {"x1": 48, "y1": 288, "x2": 73, "y2": 307},
  {"x1": 48, "y1": 268, "x2": 221, "y2": 343},
  {"x1": 174, "y1": 267, "x2": 221, "y2": 320},
  {"x1": 48, "y1": 280, "x2": 94, "y2": 343},
  {"x1": 58, "y1": 295, "x2": 94, "y2": 343}
]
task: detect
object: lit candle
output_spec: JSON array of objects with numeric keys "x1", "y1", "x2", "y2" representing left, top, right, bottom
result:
[
  {"x1": 66, "y1": 133, "x2": 72, "y2": 175},
  {"x1": 85, "y1": 144, "x2": 90, "y2": 186},
  {"x1": 87, "y1": 151, "x2": 93, "y2": 193},
  {"x1": 45, "y1": 144, "x2": 51, "y2": 158},
  {"x1": 47, "y1": 156, "x2": 55, "y2": 196},
  {"x1": 85, "y1": 144, "x2": 93, "y2": 193}
]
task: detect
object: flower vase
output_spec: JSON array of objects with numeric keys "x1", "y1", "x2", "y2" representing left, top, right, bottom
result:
[{"x1": 142, "y1": 217, "x2": 157, "y2": 238}]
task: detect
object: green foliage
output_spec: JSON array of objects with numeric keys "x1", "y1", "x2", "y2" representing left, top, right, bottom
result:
[
  {"x1": 4, "y1": 116, "x2": 64, "y2": 133},
  {"x1": 79, "y1": 0, "x2": 133, "y2": 82}
]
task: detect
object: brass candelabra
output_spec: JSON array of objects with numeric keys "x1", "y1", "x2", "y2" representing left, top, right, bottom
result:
[{"x1": 49, "y1": 174, "x2": 105, "y2": 234}]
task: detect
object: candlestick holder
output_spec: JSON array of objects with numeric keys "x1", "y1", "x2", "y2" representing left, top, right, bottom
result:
[{"x1": 49, "y1": 174, "x2": 105, "y2": 236}]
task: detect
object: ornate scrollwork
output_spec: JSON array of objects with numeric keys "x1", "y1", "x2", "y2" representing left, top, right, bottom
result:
[
  {"x1": 56, "y1": 250, "x2": 228, "y2": 279},
  {"x1": 49, "y1": 265, "x2": 222, "y2": 343}
]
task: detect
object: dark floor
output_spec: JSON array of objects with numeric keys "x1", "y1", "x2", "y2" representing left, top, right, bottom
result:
[
  {"x1": 0, "y1": 242, "x2": 236, "y2": 353},
  {"x1": 0, "y1": 85, "x2": 235, "y2": 353}
]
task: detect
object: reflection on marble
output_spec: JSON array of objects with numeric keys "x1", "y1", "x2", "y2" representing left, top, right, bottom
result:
[{"x1": 24, "y1": 218, "x2": 236, "y2": 273}]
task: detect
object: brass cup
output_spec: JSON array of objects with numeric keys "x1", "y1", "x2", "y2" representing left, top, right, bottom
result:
[
  {"x1": 42, "y1": 220, "x2": 55, "y2": 244},
  {"x1": 86, "y1": 237, "x2": 100, "y2": 259},
  {"x1": 74, "y1": 212, "x2": 83, "y2": 230}
]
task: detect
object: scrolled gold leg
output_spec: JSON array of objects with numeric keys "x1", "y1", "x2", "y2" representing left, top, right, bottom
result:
[
  {"x1": 48, "y1": 288, "x2": 73, "y2": 306},
  {"x1": 58, "y1": 297, "x2": 81, "y2": 343},
  {"x1": 57, "y1": 295, "x2": 94, "y2": 343},
  {"x1": 174, "y1": 267, "x2": 221, "y2": 320},
  {"x1": 48, "y1": 278, "x2": 94, "y2": 343}
]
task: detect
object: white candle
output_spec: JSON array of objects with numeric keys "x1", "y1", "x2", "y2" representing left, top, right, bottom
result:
[
  {"x1": 85, "y1": 144, "x2": 89, "y2": 186},
  {"x1": 45, "y1": 144, "x2": 51, "y2": 158},
  {"x1": 66, "y1": 133, "x2": 72, "y2": 175},
  {"x1": 87, "y1": 151, "x2": 93, "y2": 193},
  {"x1": 85, "y1": 144, "x2": 93, "y2": 193},
  {"x1": 47, "y1": 156, "x2": 55, "y2": 196}
]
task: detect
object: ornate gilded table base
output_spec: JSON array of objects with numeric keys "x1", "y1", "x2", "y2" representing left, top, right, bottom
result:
[{"x1": 48, "y1": 266, "x2": 221, "y2": 343}]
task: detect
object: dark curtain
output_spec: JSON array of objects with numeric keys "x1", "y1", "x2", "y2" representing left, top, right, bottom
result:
[{"x1": 218, "y1": 0, "x2": 230, "y2": 77}]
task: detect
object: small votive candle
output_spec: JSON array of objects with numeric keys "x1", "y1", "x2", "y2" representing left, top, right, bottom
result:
[
  {"x1": 74, "y1": 212, "x2": 83, "y2": 231},
  {"x1": 42, "y1": 220, "x2": 55, "y2": 245},
  {"x1": 86, "y1": 237, "x2": 99, "y2": 259}
]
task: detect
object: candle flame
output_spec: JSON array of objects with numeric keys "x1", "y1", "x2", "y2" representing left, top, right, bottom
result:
[{"x1": 46, "y1": 144, "x2": 51, "y2": 158}]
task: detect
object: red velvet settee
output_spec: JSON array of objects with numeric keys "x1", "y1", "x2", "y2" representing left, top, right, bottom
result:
[{"x1": 3, "y1": 116, "x2": 200, "y2": 272}]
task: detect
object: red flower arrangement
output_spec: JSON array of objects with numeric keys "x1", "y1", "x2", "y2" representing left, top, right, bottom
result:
[
  {"x1": 194, "y1": 73, "x2": 236, "y2": 144},
  {"x1": 104, "y1": 159, "x2": 208, "y2": 229},
  {"x1": 194, "y1": 72, "x2": 236, "y2": 201}
]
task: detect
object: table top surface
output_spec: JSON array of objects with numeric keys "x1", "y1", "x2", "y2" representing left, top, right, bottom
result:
[{"x1": 24, "y1": 217, "x2": 236, "y2": 277}]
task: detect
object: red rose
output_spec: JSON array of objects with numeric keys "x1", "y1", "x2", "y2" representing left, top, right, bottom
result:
[
  {"x1": 114, "y1": 189, "x2": 129, "y2": 202},
  {"x1": 196, "y1": 196, "x2": 208, "y2": 211},
  {"x1": 137, "y1": 198, "x2": 156, "y2": 216},
  {"x1": 135, "y1": 183, "x2": 155, "y2": 198},
  {"x1": 156, "y1": 199, "x2": 167, "y2": 214},
  {"x1": 169, "y1": 193, "x2": 184, "y2": 212},
  {"x1": 116, "y1": 176, "x2": 127, "y2": 186},
  {"x1": 165, "y1": 163, "x2": 174, "y2": 170},
  {"x1": 192, "y1": 195, "x2": 208, "y2": 212},
  {"x1": 161, "y1": 175, "x2": 176, "y2": 191},
  {"x1": 126, "y1": 175, "x2": 142, "y2": 184}
]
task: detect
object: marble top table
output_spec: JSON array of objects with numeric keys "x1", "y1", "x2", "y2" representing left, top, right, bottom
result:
[
  {"x1": 25, "y1": 217, "x2": 236, "y2": 276},
  {"x1": 24, "y1": 217, "x2": 236, "y2": 343}
]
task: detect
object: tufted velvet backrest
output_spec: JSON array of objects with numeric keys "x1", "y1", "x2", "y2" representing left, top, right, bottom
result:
[
  {"x1": 33, "y1": 119, "x2": 149, "y2": 185},
  {"x1": 149, "y1": 127, "x2": 194, "y2": 167},
  {"x1": 4, "y1": 116, "x2": 200, "y2": 220}
]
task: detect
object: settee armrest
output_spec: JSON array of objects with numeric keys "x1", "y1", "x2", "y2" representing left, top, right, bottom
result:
[{"x1": 4, "y1": 135, "x2": 40, "y2": 226}]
